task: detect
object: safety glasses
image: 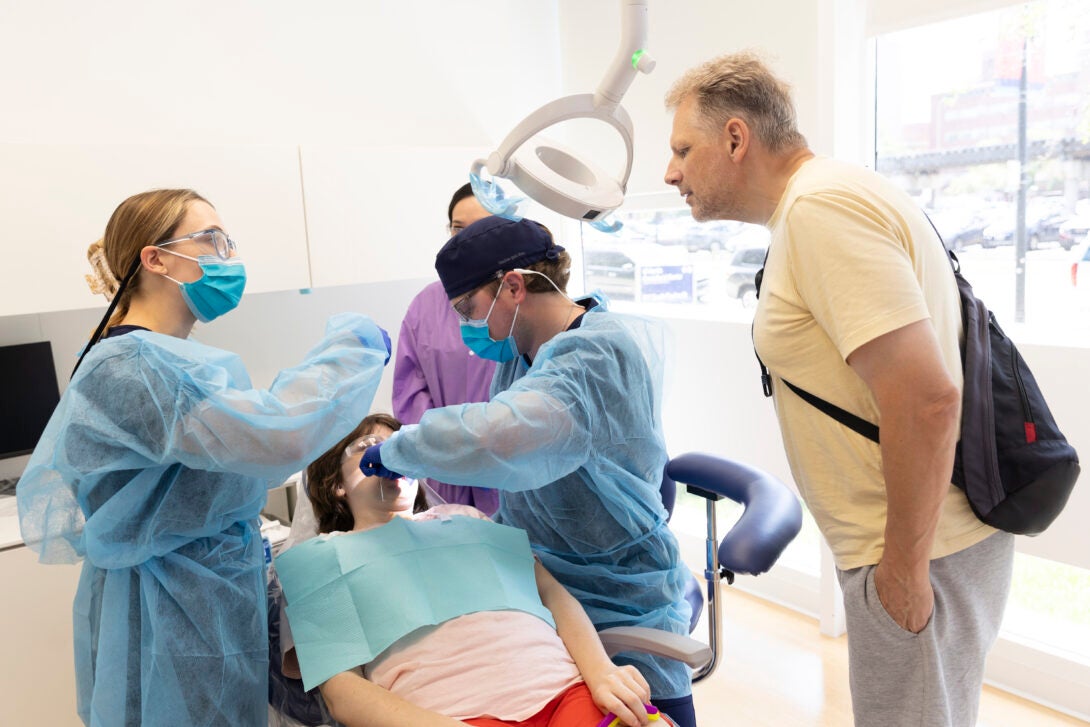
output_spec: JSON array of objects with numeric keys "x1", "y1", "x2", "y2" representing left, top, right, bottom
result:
[
  {"x1": 156, "y1": 228, "x2": 238, "y2": 261},
  {"x1": 451, "y1": 278, "x2": 504, "y2": 323},
  {"x1": 451, "y1": 293, "x2": 477, "y2": 323},
  {"x1": 342, "y1": 433, "x2": 386, "y2": 462}
]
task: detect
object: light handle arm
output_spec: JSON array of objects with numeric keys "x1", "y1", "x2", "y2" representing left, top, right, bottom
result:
[{"x1": 593, "y1": 0, "x2": 655, "y2": 112}]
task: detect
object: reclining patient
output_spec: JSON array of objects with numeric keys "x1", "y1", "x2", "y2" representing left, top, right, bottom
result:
[{"x1": 275, "y1": 413, "x2": 668, "y2": 727}]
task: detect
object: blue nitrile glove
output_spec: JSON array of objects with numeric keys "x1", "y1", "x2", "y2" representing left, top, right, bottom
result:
[
  {"x1": 326, "y1": 313, "x2": 391, "y2": 364},
  {"x1": 379, "y1": 327, "x2": 392, "y2": 365},
  {"x1": 360, "y1": 443, "x2": 403, "y2": 480}
]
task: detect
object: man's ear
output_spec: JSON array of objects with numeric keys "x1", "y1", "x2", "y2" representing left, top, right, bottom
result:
[
  {"x1": 504, "y1": 271, "x2": 529, "y2": 304},
  {"x1": 724, "y1": 118, "x2": 750, "y2": 161}
]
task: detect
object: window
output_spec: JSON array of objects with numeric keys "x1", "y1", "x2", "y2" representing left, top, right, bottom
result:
[
  {"x1": 1005, "y1": 552, "x2": 1090, "y2": 659},
  {"x1": 875, "y1": 0, "x2": 1090, "y2": 346},
  {"x1": 573, "y1": 195, "x2": 769, "y2": 321}
]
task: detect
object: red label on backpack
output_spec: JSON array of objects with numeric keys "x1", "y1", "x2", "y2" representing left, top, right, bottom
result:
[{"x1": 1025, "y1": 422, "x2": 1037, "y2": 443}]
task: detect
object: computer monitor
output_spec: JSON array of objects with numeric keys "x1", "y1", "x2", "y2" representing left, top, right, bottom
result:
[{"x1": 0, "y1": 342, "x2": 62, "y2": 459}]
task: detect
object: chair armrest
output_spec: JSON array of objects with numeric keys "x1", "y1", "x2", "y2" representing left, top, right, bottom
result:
[{"x1": 598, "y1": 626, "x2": 713, "y2": 670}]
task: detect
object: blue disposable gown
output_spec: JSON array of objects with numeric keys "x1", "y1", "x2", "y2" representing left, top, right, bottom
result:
[
  {"x1": 381, "y1": 301, "x2": 692, "y2": 699},
  {"x1": 17, "y1": 313, "x2": 389, "y2": 727}
]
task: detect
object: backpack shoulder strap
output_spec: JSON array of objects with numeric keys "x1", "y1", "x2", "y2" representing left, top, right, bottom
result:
[
  {"x1": 752, "y1": 250, "x2": 774, "y2": 397},
  {"x1": 921, "y1": 213, "x2": 961, "y2": 276},
  {"x1": 781, "y1": 379, "x2": 880, "y2": 444}
]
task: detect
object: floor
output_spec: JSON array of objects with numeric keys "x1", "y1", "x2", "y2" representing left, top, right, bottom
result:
[{"x1": 689, "y1": 588, "x2": 1087, "y2": 726}]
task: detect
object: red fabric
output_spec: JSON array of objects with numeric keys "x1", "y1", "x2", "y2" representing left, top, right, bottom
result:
[
  {"x1": 1025, "y1": 422, "x2": 1037, "y2": 443},
  {"x1": 464, "y1": 683, "x2": 603, "y2": 727}
]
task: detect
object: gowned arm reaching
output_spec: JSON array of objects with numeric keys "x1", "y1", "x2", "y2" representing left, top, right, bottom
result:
[
  {"x1": 320, "y1": 670, "x2": 471, "y2": 727},
  {"x1": 534, "y1": 562, "x2": 652, "y2": 727},
  {"x1": 847, "y1": 318, "x2": 961, "y2": 633},
  {"x1": 381, "y1": 386, "x2": 593, "y2": 492},
  {"x1": 168, "y1": 313, "x2": 389, "y2": 479}
]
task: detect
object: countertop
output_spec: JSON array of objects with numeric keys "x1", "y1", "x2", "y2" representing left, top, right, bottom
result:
[
  {"x1": 0, "y1": 473, "x2": 299, "y2": 552},
  {"x1": 1, "y1": 493, "x2": 295, "y2": 553},
  {"x1": 0, "y1": 496, "x2": 23, "y2": 550}
]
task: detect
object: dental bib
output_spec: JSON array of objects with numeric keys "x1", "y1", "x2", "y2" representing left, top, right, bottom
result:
[{"x1": 275, "y1": 515, "x2": 555, "y2": 691}]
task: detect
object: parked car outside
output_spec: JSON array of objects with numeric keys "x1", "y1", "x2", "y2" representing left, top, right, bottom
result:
[
  {"x1": 648, "y1": 217, "x2": 744, "y2": 252},
  {"x1": 1059, "y1": 214, "x2": 1090, "y2": 252},
  {"x1": 722, "y1": 226, "x2": 771, "y2": 308},
  {"x1": 980, "y1": 209, "x2": 1069, "y2": 250},
  {"x1": 1071, "y1": 239, "x2": 1090, "y2": 310},
  {"x1": 582, "y1": 242, "x2": 707, "y2": 304},
  {"x1": 1034, "y1": 212, "x2": 1070, "y2": 248},
  {"x1": 931, "y1": 208, "x2": 988, "y2": 251},
  {"x1": 583, "y1": 248, "x2": 637, "y2": 301},
  {"x1": 684, "y1": 220, "x2": 747, "y2": 253}
]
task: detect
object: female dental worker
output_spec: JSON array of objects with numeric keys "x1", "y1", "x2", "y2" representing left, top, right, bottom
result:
[
  {"x1": 391, "y1": 182, "x2": 498, "y2": 514},
  {"x1": 361, "y1": 216, "x2": 696, "y2": 727},
  {"x1": 16, "y1": 189, "x2": 390, "y2": 727}
]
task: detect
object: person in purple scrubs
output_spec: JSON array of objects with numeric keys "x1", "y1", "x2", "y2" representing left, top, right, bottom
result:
[{"x1": 392, "y1": 183, "x2": 499, "y2": 514}]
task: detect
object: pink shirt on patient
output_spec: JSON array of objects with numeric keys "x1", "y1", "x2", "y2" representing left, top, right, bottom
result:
[
  {"x1": 363, "y1": 504, "x2": 581, "y2": 720},
  {"x1": 365, "y1": 609, "x2": 582, "y2": 721}
]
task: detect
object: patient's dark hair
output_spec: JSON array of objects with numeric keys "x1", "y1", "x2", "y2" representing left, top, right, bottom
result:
[{"x1": 305, "y1": 413, "x2": 427, "y2": 534}]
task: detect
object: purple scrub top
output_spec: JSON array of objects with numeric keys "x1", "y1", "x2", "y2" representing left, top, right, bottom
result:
[{"x1": 392, "y1": 280, "x2": 499, "y2": 514}]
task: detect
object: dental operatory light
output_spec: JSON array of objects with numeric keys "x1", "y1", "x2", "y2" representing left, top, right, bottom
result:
[{"x1": 470, "y1": 0, "x2": 655, "y2": 233}]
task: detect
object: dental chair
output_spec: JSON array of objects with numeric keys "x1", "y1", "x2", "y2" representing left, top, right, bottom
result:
[
  {"x1": 268, "y1": 569, "x2": 342, "y2": 727},
  {"x1": 267, "y1": 453, "x2": 803, "y2": 726},
  {"x1": 599, "y1": 452, "x2": 804, "y2": 684}
]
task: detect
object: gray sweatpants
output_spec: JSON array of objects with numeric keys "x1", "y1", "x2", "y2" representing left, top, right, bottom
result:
[{"x1": 836, "y1": 531, "x2": 1014, "y2": 727}]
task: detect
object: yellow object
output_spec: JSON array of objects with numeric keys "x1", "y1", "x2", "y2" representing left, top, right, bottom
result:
[{"x1": 606, "y1": 711, "x2": 660, "y2": 726}]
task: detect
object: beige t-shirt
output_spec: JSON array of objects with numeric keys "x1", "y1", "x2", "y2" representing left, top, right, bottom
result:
[{"x1": 753, "y1": 156, "x2": 994, "y2": 570}]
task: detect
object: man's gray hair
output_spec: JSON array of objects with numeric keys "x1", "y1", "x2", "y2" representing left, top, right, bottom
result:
[{"x1": 665, "y1": 50, "x2": 807, "y2": 152}]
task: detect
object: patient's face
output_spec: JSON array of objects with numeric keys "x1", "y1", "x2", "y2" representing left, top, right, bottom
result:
[{"x1": 339, "y1": 425, "x2": 419, "y2": 516}]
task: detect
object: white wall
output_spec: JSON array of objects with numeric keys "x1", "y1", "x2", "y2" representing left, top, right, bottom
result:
[
  {"x1": 0, "y1": 1, "x2": 561, "y2": 148},
  {"x1": 0, "y1": 0, "x2": 566, "y2": 312},
  {"x1": 0, "y1": 0, "x2": 566, "y2": 457}
]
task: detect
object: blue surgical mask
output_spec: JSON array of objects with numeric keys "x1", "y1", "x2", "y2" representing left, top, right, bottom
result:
[
  {"x1": 161, "y1": 251, "x2": 247, "y2": 323},
  {"x1": 459, "y1": 289, "x2": 520, "y2": 362}
]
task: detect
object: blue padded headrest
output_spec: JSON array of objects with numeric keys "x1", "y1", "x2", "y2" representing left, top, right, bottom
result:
[
  {"x1": 666, "y1": 453, "x2": 802, "y2": 575},
  {"x1": 659, "y1": 463, "x2": 677, "y2": 522}
]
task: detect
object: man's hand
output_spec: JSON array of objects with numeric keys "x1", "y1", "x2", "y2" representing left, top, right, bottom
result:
[
  {"x1": 848, "y1": 319, "x2": 958, "y2": 635},
  {"x1": 873, "y1": 559, "x2": 934, "y2": 633}
]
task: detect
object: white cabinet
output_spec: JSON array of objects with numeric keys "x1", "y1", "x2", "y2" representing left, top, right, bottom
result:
[
  {"x1": 0, "y1": 544, "x2": 82, "y2": 726},
  {"x1": 300, "y1": 145, "x2": 489, "y2": 288},
  {"x1": 0, "y1": 144, "x2": 310, "y2": 318}
]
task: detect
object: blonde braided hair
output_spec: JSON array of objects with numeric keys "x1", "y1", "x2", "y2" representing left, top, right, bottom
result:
[{"x1": 85, "y1": 240, "x2": 121, "y2": 300}]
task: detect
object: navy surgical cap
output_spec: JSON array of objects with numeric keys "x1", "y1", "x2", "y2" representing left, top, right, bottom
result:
[{"x1": 436, "y1": 216, "x2": 565, "y2": 299}]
